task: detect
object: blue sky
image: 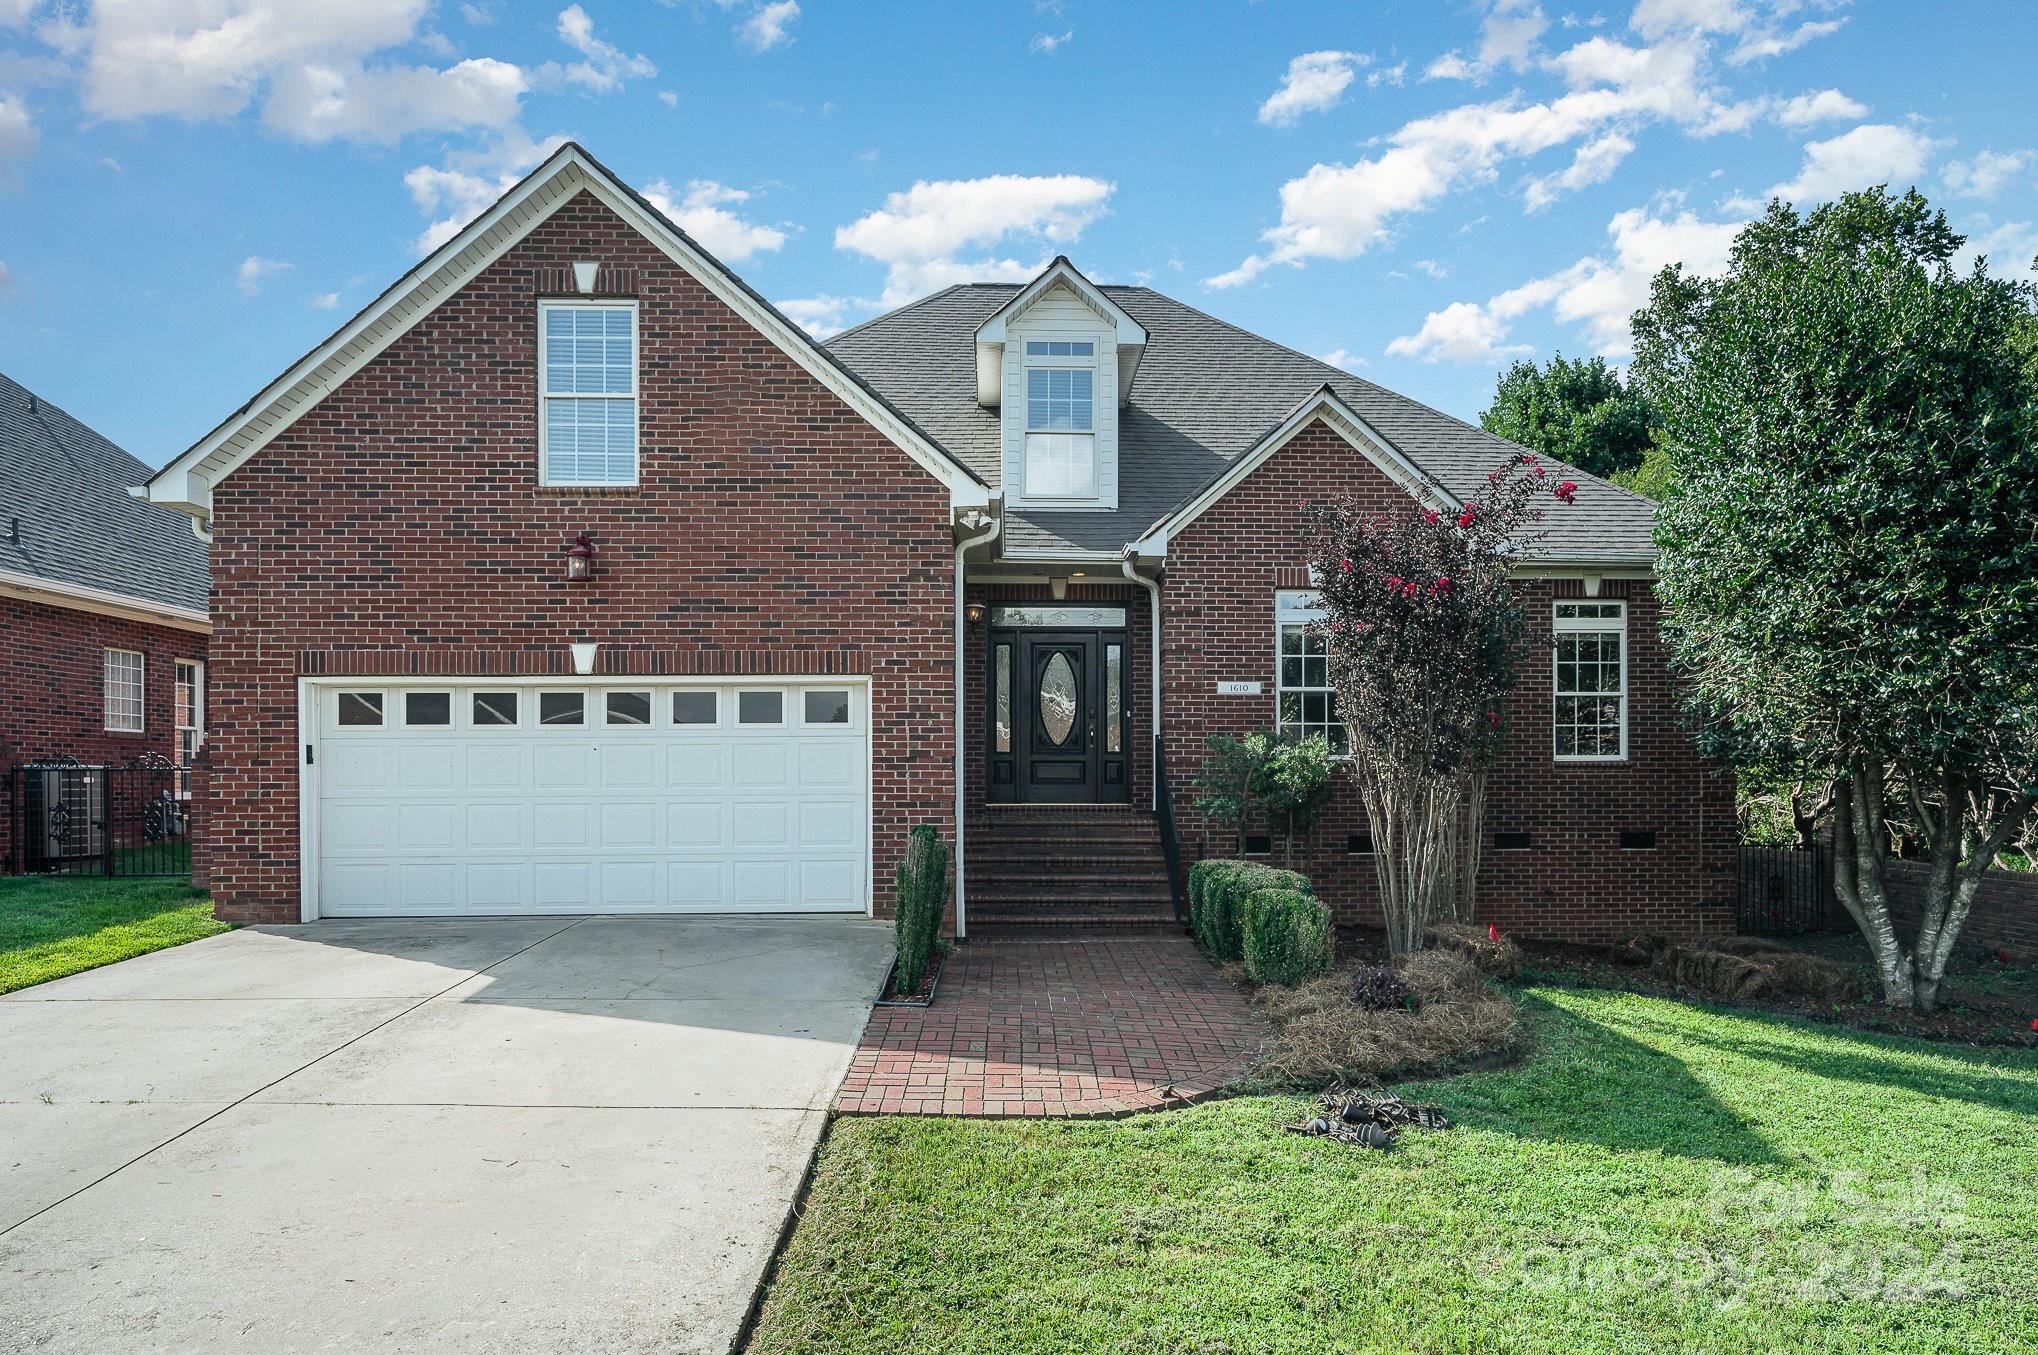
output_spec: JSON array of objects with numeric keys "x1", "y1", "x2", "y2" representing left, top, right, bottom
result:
[{"x1": 1, "y1": 0, "x2": 2033, "y2": 467}]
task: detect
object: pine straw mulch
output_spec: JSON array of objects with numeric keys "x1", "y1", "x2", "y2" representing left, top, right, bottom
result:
[
  {"x1": 1520, "y1": 929, "x2": 2037, "y2": 1049},
  {"x1": 1243, "y1": 938, "x2": 1532, "y2": 1088}
]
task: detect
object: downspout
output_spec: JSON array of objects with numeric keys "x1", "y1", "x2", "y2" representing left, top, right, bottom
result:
[
  {"x1": 953, "y1": 509, "x2": 1001, "y2": 939},
  {"x1": 1121, "y1": 550, "x2": 1162, "y2": 811}
]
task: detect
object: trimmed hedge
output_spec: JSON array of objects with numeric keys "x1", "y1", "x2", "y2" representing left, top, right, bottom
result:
[
  {"x1": 1189, "y1": 859, "x2": 1311, "y2": 962},
  {"x1": 1241, "y1": 888, "x2": 1334, "y2": 987},
  {"x1": 893, "y1": 825, "x2": 950, "y2": 994}
]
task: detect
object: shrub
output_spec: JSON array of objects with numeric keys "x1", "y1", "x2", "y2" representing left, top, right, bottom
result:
[
  {"x1": 1241, "y1": 888, "x2": 1333, "y2": 987},
  {"x1": 892, "y1": 825, "x2": 949, "y2": 995},
  {"x1": 1190, "y1": 860, "x2": 1310, "y2": 962},
  {"x1": 1194, "y1": 733, "x2": 1275, "y2": 854},
  {"x1": 1252, "y1": 735, "x2": 1337, "y2": 868},
  {"x1": 1349, "y1": 963, "x2": 1415, "y2": 1011}
]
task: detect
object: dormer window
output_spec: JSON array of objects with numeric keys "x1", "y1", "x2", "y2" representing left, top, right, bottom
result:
[{"x1": 1025, "y1": 365, "x2": 1096, "y2": 498}]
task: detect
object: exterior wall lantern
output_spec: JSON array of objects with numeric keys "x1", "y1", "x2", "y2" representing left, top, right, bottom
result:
[
  {"x1": 564, "y1": 533, "x2": 596, "y2": 582},
  {"x1": 964, "y1": 601, "x2": 986, "y2": 625}
]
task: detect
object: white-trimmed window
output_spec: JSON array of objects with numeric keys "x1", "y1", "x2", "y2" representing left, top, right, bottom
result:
[
  {"x1": 539, "y1": 299, "x2": 638, "y2": 487},
  {"x1": 1024, "y1": 364, "x2": 1096, "y2": 498},
  {"x1": 174, "y1": 659, "x2": 204, "y2": 764},
  {"x1": 1275, "y1": 591, "x2": 1346, "y2": 753},
  {"x1": 1554, "y1": 600, "x2": 1627, "y2": 761},
  {"x1": 104, "y1": 649, "x2": 144, "y2": 733}
]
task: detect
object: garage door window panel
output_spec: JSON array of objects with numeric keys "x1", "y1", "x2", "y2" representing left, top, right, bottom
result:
[
  {"x1": 803, "y1": 689, "x2": 851, "y2": 725},
  {"x1": 337, "y1": 692, "x2": 384, "y2": 726},
  {"x1": 472, "y1": 692, "x2": 519, "y2": 726},
  {"x1": 606, "y1": 691, "x2": 653, "y2": 726},
  {"x1": 540, "y1": 691, "x2": 586, "y2": 726},
  {"x1": 739, "y1": 691, "x2": 784, "y2": 725},
  {"x1": 673, "y1": 690, "x2": 718, "y2": 725},
  {"x1": 405, "y1": 692, "x2": 452, "y2": 726}
]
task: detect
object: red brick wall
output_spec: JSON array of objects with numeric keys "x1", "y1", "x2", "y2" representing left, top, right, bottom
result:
[
  {"x1": 0, "y1": 596, "x2": 207, "y2": 868},
  {"x1": 204, "y1": 190, "x2": 958, "y2": 923},
  {"x1": 1883, "y1": 860, "x2": 2038, "y2": 961},
  {"x1": 1158, "y1": 421, "x2": 1735, "y2": 942}
]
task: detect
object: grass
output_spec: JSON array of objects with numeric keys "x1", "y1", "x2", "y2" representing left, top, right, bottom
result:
[
  {"x1": 750, "y1": 989, "x2": 2038, "y2": 1355},
  {"x1": 0, "y1": 873, "x2": 225, "y2": 994}
]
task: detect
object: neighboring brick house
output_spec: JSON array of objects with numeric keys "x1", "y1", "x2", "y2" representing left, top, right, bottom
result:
[
  {"x1": 144, "y1": 143, "x2": 1726, "y2": 939},
  {"x1": 1, "y1": 371, "x2": 212, "y2": 869}
]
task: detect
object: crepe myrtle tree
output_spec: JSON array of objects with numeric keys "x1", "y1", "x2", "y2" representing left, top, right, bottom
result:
[
  {"x1": 1634, "y1": 187, "x2": 2038, "y2": 1011},
  {"x1": 1303, "y1": 458, "x2": 1572, "y2": 954}
]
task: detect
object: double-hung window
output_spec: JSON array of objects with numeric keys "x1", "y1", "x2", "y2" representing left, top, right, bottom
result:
[
  {"x1": 174, "y1": 659, "x2": 204, "y2": 765},
  {"x1": 539, "y1": 299, "x2": 638, "y2": 487},
  {"x1": 104, "y1": 649, "x2": 144, "y2": 733},
  {"x1": 1275, "y1": 591, "x2": 1346, "y2": 753},
  {"x1": 1023, "y1": 340, "x2": 1096, "y2": 499},
  {"x1": 1553, "y1": 600, "x2": 1627, "y2": 760}
]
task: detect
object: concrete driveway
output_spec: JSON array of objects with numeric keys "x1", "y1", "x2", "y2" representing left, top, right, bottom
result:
[{"x1": 0, "y1": 914, "x2": 894, "y2": 1355}]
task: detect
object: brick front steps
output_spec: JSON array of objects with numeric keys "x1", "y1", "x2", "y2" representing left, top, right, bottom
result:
[
  {"x1": 965, "y1": 807, "x2": 1179, "y2": 937},
  {"x1": 836, "y1": 937, "x2": 1267, "y2": 1119}
]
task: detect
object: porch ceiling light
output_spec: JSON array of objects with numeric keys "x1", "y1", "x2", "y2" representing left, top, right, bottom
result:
[{"x1": 965, "y1": 601, "x2": 986, "y2": 625}]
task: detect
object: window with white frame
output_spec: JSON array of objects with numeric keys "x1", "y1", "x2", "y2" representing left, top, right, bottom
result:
[
  {"x1": 174, "y1": 659, "x2": 204, "y2": 765},
  {"x1": 104, "y1": 648, "x2": 144, "y2": 733},
  {"x1": 1275, "y1": 591, "x2": 1347, "y2": 753},
  {"x1": 539, "y1": 300, "x2": 638, "y2": 487},
  {"x1": 1024, "y1": 364, "x2": 1096, "y2": 498},
  {"x1": 1553, "y1": 600, "x2": 1627, "y2": 760}
]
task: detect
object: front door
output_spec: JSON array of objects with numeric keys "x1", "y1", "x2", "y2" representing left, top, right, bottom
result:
[{"x1": 986, "y1": 619, "x2": 1130, "y2": 804}]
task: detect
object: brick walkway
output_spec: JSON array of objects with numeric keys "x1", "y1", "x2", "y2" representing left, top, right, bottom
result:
[{"x1": 835, "y1": 936, "x2": 1268, "y2": 1118}]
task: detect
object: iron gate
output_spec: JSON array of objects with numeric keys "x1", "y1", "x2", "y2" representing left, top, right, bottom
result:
[
  {"x1": 1735, "y1": 843, "x2": 1831, "y2": 933},
  {"x1": 8, "y1": 755, "x2": 194, "y2": 877}
]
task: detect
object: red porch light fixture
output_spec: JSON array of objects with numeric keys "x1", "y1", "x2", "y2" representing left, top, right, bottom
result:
[
  {"x1": 563, "y1": 533, "x2": 596, "y2": 582},
  {"x1": 964, "y1": 601, "x2": 986, "y2": 625}
]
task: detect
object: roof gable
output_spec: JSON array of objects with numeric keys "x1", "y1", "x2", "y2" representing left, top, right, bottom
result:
[
  {"x1": 146, "y1": 143, "x2": 988, "y2": 524},
  {"x1": 972, "y1": 257, "x2": 1146, "y2": 406}
]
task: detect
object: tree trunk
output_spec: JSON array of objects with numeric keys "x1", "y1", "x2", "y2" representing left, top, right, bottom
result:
[
  {"x1": 1913, "y1": 789, "x2": 2036, "y2": 1012},
  {"x1": 1831, "y1": 765, "x2": 1916, "y2": 1008}
]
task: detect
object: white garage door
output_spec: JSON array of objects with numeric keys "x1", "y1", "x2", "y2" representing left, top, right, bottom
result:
[{"x1": 308, "y1": 680, "x2": 869, "y2": 917}]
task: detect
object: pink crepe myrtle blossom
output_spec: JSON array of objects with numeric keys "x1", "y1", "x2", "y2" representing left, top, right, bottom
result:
[{"x1": 1554, "y1": 481, "x2": 1578, "y2": 504}]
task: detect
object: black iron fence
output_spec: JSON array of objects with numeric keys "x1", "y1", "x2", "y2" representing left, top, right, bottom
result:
[
  {"x1": 1736, "y1": 842, "x2": 1831, "y2": 933},
  {"x1": 8, "y1": 755, "x2": 194, "y2": 878}
]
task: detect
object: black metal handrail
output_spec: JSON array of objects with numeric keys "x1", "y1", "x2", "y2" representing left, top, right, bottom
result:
[{"x1": 1154, "y1": 732, "x2": 1187, "y2": 922}]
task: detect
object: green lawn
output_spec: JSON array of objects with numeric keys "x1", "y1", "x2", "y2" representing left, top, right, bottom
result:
[
  {"x1": 0, "y1": 874, "x2": 225, "y2": 994},
  {"x1": 752, "y1": 989, "x2": 2038, "y2": 1355}
]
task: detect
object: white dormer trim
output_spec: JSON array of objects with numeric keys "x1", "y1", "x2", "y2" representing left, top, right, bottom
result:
[
  {"x1": 142, "y1": 143, "x2": 991, "y2": 525},
  {"x1": 1128, "y1": 385, "x2": 1459, "y2": 556},
  {"x1": 974, "y1": 257, "x2": 1146, "y2": 407}
]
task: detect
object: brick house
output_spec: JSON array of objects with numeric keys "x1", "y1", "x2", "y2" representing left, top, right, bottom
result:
[
  {"x1": 143, "y1": 143, "x2": 1728, "y2": 939},
  {"x1": 1, "y1": 371, "x2": 212, "y2": 869}
]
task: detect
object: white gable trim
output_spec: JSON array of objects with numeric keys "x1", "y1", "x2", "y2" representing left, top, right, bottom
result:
[
  {"x1": 974, "y1": 256, "x2": 1146, "y2": 407},
  {"x1": 145, "y1": 144, "x2": 987, "y2": 523},
  {"x1": 1128, "y1": 386, "x2": 1459, "y2": 557}
]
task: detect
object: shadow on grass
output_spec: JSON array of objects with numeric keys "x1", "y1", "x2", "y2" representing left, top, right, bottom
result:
[
  {"x1": 1608, "y1": 1004, "x2": 2038, "y2": 1117},
  {"x1": 1411, "y1": 991, "x2": 1786, "y2": 1166}
]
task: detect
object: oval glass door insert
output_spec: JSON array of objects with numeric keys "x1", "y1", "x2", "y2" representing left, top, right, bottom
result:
[{"x1": 1039, "y1": 652, "x2": 1078, "y2": 747}]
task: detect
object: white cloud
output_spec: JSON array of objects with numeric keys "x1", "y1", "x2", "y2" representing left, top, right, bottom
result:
[
  {"x1": 1414, "y1": 258, "x2": 1450, "y2": 278},
  {"x1": 1386, "y1": 301, "x2": 1532, "y2": 363},
  {"x1": 553, "y1": 4, "x2": 654, "y2": 93},
  {"x1": 236, "y1": 254, "x2": 291, "y2": 296},
  {"x1": 643, "y1": 179, "x2": 789, "y2": 261},
  {"x1": 1523, "y1": 130, "x2": 1634, "y2": 210},
  {"x1": 656, "y1": 89, "x2": 677, "y2": 107},
  {"x1": 1775, "y1": 87, "x2": 1867, "y2": 127},
  {"x1": 1317, "y1": 347, "x2": 1371, "y2": 370},
  {"x1": 836, "y1": 174, "x2": 1115, "y2": 303},
  {"x1": 1728, "y1": 18, "x2": 1845, "y2": 64},
  {"x1": 262, "y1": 55, "x2": 526, "y2": 141},
  {"x1": 1389, "y1": 203, "x2": 1745, "y2": 362},
  {"x1": 777, "y1": 294, "x2": 861, "y2": 338},
  {"x1": 1424, "y1": 52, "x2": 1479, "y2": 81},
  {"x1": 402, "y1": 130, "x2": 565, "y2": 253},
  {"x1": 1480, "y1": 0, "x2": 1548, "y2": 71},
  {"x1": 1258, "y1": 50, "x2": 1365, "y2": 126},
  {"x1": 310, "y1": 290, "x2": 340, "y2": 309},
  {"x1": 0, "y1": 0, "x2": 36, "y2": 27},
  {"x1": 739, "y1": 0, "x2": 799, "y2": 51},
  {"x1": 1031, "y1": 29, "x2": 1072, "y2": 54},
  {"x1": 1944, "y1": 149, "x2": 2030, "y2": 200},
  {"x1": 1769, "y1": 123, "x2": 1940, "y2": 203},
  {"x1": 1961, "y1": 219, "x2": 2038, "y2": 284},
  {"x1": 1368, "y1": 62, "x2": 1407, "y2": 88},
  {"x1": 1630, "y1": 0, "x2": 1748, "y2": 39},
  {"x1": 0, "y1": 91, "x2": 33, "y2": 187}
]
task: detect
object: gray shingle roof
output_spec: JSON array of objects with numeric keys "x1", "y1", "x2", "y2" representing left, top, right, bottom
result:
[
  {"x1": 826, "y1": 284, "x2": 1658, "y2": 565},
  {"x1": 0, "y1": 371, "x2": 210, "y2": 614}
]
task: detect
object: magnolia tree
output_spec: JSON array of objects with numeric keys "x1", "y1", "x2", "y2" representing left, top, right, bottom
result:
[
  {"x1": 1304, "y1": 460, "x2": 1572, "y2": 953},
  {"x1": 1635, "y1": 188, "x2": 2038, "y2": 1011}
]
